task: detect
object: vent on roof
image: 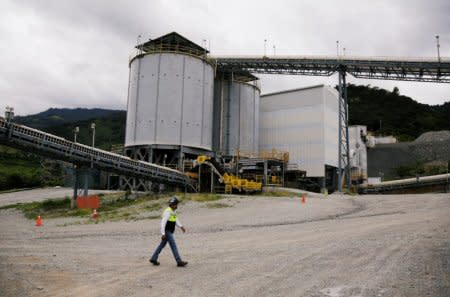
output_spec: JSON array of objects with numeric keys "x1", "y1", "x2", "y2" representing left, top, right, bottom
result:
[{"x1": 136, "y1": 32, "x2": 208, "y2": 57}]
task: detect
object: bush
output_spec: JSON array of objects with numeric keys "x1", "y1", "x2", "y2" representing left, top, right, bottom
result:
[{"x1": 395, "y1": 162, "x2": 425, "y2": 178}]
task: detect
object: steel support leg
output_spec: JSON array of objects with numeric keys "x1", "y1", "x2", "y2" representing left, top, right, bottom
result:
[
  {"x1": 263, "y1": 160, "x2": 268, "y2": 186},
  {"x1": 337, "y1": 69, "x2": 350, "y2": 192},
  {"x1": 72, "y1": 166, "x2": 79, "y2": 208},
  {"x1": 210, "y1": 168, "x2": 214, "y2": 193},
  {"x1": 343, "y1": 73, "x2": 351, "y2": 189},
  {"x1": 83, "y1": 169, "x2": 89, "y2": 196},
  {"x1": 226, "y1": 79, "x2": 232, "y2": 155}
]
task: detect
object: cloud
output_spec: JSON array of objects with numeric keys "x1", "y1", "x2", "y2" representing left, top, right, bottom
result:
[{"x1": 0, "y1": 0, "x2": 448, "y2": 115}]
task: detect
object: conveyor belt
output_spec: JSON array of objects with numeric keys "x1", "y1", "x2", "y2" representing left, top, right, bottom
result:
[
  {"x1": 0, "y1": 118, "x2": 194, "y2": 189},
  {"x1": 359, "y1": 173, "x2": 450, "y2": 194},
  {"x1": 213, "y1": 55, "x2": 450, "y2": 83}
]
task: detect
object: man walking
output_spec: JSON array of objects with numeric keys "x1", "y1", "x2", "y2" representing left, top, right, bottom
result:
[{"x1": 150, "y1": 196, "x2": 188, "y2": 267}]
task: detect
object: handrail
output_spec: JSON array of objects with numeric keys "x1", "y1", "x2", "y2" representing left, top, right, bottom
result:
[
  {"x1": 129, "y1": 44, "x2": 213, "y2": 65},
  {"x1": 212, "y1": 54, "x2": 450, "y2": 63},
  {"x1": 0, "y1": 118, "x2": 195, "y2": 189},
  {"x1": 237, "y1": 149, "x2": 289, "y2": 163}
]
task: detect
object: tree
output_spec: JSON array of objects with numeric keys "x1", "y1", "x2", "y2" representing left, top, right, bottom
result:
[{"x1": 392, "y1": 86, "x2": 400, "y2": 95}]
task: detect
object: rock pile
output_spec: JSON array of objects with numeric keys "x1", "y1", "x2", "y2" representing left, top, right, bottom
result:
[
  {"x1": 368, "y1": 131, "x2": 450, "y2": 178},
  {"x1": 414, "y1": 130, "x2": 450, "y2": 143},
  {"x1": 411, "y1": 131, "x2": 450, "y2": 161}
]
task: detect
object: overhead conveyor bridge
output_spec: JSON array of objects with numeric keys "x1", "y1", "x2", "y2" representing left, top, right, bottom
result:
[
  {"x1": 0, "y1": 117, "x2": 195, "y2": 190},
  {"x1": 213, "y1": 55, "x2": 450, "y2": 82},
  {"x1": 212, "y1": 54, "x2": 450, "y2": 192}
]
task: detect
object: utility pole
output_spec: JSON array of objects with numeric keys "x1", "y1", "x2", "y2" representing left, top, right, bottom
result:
[
  {"x1": 73, "y1": 126, "x2": 79, "y2": 143},
  {"x1": 436, "y1": 35, "x2": 441, "y2": 63},
  {"x1": 202, "y1": 39, "x2": 207, "y2": 57},
  {"x1": 264, "y1": 39, "x2": 267, "y2": 57},
  {"x1": 91, "y1": 122, "x2": 96, "y2": 148},
  {"x1": 72, "y1": 125, "x2": 80, "y2": 208},
  {"x1": 5, "y1": 106, "x2": 14, "y2": 122}
]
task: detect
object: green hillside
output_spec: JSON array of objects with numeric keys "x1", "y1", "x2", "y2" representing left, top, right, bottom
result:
[
  {"x1": 347, "y1": 84, "x2": 450, "y2": 141},
  {"x1": 37, "y1": 111, "x2": 127, "y2": 151},
  {"x1": 1, "y1": 84, "x2": 449, "y2": 190},
  {"x1": 16, "y1": 108, "x2": 123, "y2": 129},
  {"x1": 0, "y1": 146, "x2": 42, "y2": 190},
  {"x1": 0, "y1": 109, "x2": 126, "y2": 191}
]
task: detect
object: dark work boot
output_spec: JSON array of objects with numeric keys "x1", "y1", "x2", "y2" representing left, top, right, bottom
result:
[
  {"x1": 177, "y1": 261, "x2": 188, "y2": 267},
  {"x1": 149, "y1": 259, "x2": 160, "y2": 266}
]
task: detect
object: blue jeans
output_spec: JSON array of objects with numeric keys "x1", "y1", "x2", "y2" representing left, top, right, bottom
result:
[{"x1": 150, "y1": 231, "x2": 182, "y2": 263}]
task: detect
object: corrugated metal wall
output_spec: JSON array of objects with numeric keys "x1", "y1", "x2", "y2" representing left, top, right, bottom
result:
[
  {"x1": 349, "y1": 125, "x2": 368, "y2": 179},
  {"x1": 323, "y1": 86, "x2": 339, "y2": 168},
  {"x1": 125, "y1": 53, "x2": 214, "y2": 150},
  {"x1": 213, "y1": 80, "x2": 260, "y2": 155},
  {"x1": 259, "y1": 85, "x2": 339, "y2": 177}
]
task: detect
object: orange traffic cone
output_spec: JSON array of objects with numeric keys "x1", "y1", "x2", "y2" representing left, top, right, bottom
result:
[
  {"x1": 35, "y1": 215, "x2": 42, "y2": 227},
  {"x1": 91, "y1": 209, "x2": 99, "y2": 220},
  {"x1": 301, "y1": 194, "x2": 306, "y2": 204}
]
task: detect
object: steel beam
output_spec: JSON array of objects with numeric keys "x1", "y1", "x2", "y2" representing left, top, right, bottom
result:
[
  {"x1": 214, "y1": 56, "x2": 450, "y2": 83},
  {"x1": 0, "y1": 118, "x2": 195, "y2": 190}
]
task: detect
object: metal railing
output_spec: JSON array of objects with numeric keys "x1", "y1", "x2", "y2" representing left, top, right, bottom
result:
[
  {"x1": 0, "y1": 117, "x2": 194, "y2": 189},
  {"x1": 360, "y1": 173, "x2": 450, "y2": 193},
  {"x1": 236, "y1": 149, "x2": 289, "y2": 163},
  {"x1": 213, "y1": 55, "x2": 450, "y2": 83},
  {"x1": 129, "y1": 44, "x2": 212, "y2": 65}
]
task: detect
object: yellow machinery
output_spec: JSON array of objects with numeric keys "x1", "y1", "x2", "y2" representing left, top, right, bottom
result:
[
  {"x1": 197, "y1": 155, "x2": 211, "y2": 164},
  {"x1": 222, "y1": 173, "x2": 262, "y2": 193},
  {"x1": 195, "y1": 155, "x2": 262, "y2": 193}
]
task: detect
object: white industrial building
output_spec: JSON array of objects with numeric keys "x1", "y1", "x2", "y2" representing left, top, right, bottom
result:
[
  {"x1": 348, "y1": 125, "x2": 368, "y2": 184},
  {"x1": 259, "y1": 85, "x2": 339, "y2": 181},
  {"x1": 122, "y1": 32, "x2": 358, "y2": 192}
]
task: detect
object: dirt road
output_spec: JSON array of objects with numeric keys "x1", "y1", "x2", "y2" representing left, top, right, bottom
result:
[
  {"x1": 0, "y1": 191, "x2": 449, "y2": 297},
  {"x1": 0, "y1": 187, "x2": 116, "y2": 207}
]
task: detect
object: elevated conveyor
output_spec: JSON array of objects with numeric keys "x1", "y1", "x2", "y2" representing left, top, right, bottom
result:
[
  {"x1": 0, "y1": 117, "x2": 195, "y2": 189},
  {"x1": 212, "y1": 54, "x2": 450, "y2": 192},
  {"x1": 359, "y1": 173, "x2": 450, "y2": 194},
  {"x1": 213, "y1": 55, "x2": 450, "y2": 82}
]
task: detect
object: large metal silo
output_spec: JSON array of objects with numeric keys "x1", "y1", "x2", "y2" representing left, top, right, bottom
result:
[
  {"x1": 124, "y1": 32, "x2": 214, "y2": 175},
  {"x1": 213, "y1": 72, "x2": 260, "y2": 156}
]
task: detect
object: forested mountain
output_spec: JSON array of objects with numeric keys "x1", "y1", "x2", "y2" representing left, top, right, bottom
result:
[
  {"x1": 15, "y1": 109, "x2": 127, "y2": 150},
  {"x1": 1, "y1": 85, "x2": 449, "y2": 190},
  {"x1": 16, "y1": 108, "x2": 123, "y2": 130},
  {"x1": 12, "y1": 85, "x2": 450, "y2": 145},
  {"x1": 347, "y1": 84, "x2": 450, "y2": 141},
  {"x1": 0, "y1": 109, "x2": 126, "y2": 190}
]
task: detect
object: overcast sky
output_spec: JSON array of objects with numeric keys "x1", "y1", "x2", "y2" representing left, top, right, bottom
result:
[{"x1": 1, "y1": 0, "x2": 449, "y2": 116}]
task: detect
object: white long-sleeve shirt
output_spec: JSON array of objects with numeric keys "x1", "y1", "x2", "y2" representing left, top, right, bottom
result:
[{"x1": 160, "y1": 208, "x2": 183, "y2": 235}]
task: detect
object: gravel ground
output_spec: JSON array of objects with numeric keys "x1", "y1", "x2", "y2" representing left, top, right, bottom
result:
[
  {"x1": 0, "y1": 187, "x2": 118, "y2": 207},
  {"x1": 0, "y1": 189, "x2": 449, "y2": 297}
]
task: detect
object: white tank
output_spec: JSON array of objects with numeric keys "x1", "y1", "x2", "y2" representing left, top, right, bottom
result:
[
  {"x1": 125, "y1": 53, "x2": 214, "y2": 150},
  {"x1": 213, "y1": 79, "x2": 260, "y2": 155},
  {"x1": 349, "y1": 125, "x2": 368, "y2": 182}
]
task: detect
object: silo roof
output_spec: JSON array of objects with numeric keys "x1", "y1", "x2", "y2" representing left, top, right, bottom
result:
[{"x1": 136, "y1": 32, "x2": 208, "y2": 56}]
